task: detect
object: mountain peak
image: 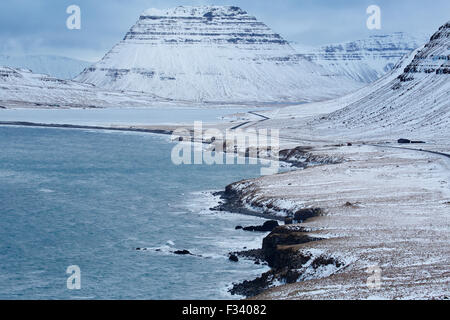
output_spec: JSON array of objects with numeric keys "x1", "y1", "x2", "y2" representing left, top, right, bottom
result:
[
  {"x1": 76, "y1": 6, "x2": 360, "y2": 103},
  {"x1": 141, "y1": 6, "x2": 248, "y2": 18},
  {"x1": 398, "y1": 20, "x2": 449, "y2": 82}
]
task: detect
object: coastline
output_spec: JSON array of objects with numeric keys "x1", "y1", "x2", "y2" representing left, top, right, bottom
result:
[
  {"x1": 0, "y1": 120, "x2": 331, "y2": 298},
  {"x1": 218, "y1": 142, "x2": 450, "y2": 300},
  {"x1": 0, "y1": 121, "x2": 175, "y2": 136},
  {"x1": 2, "y1": 120, "x2": 449, "y2": 300}
]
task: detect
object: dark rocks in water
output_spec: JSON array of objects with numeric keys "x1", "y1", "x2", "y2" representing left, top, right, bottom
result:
[
  {"x1": 231, "y1": 248, "x2": 264, "y2": 262},
  {"x1": 230, "y1": 226, "x2": 342, "y2": 298},
  {"x1": 229, "y1": 271, "x2": 273, "y2": 297},
  {"x1": 284, "y1": 217, "x2": 293, "y2": 225},
  {"x1": 230, "y1": 266, "x2": 307, "y2": 297},
  {"x1": 230, "y1": 252, "x2": 343, "y2": 298},
  {"x1": 229, "y1": 254, "x2": 239, "y2": 262},
  {"x1": 235, "y1": 226, "x2": 243, "y2": 230},
  {"x1": 173, "y1": 250, "x2": 192, "y2": 255},
  {"x1": 242, "y1": 220, "x2": 279, "y2": 232},
  {"x1": 294, "y1": 208, "x2": 322, "y2": 222}
]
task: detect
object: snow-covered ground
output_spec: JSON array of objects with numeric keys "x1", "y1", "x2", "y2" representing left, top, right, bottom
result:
[
  {"x1": 242, "y1": 144, "x2": 450, "y2": 299},
  {"x1": 0, "y1": 5, "x2": 447, "y2": 300}
]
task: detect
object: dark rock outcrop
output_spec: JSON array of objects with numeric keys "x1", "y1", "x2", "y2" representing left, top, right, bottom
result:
[
  {"x1": 230, "y1": 225, "x2": 345, "y2": 298},
  {"x1": 293, "y1": 208, "x2": 322, "y2": 223},
  {"x1": 173, "y1": 250, "x2": 192, "y2": 255},
  {"x1": 261, "y1": 226, "x2": 318, "y2": 268},
  {"x1": 242, "y1": 220, "x2": 279, "y2": 232}
]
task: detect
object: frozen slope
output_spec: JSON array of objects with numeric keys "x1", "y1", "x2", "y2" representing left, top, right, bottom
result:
[
  {"x1": 263, "y1": 22, "x2": 449, "y2": 142},
  {"x1": 0, "y1": 67, "x2": 164, "y2": 108},
  {"x1": 296, "y1": 33, "x2": 425, "y2": 83},
  {"x1": 76, "y1": 6, "x2": 361, "y2": 103},
  {"x1": 318, "y1": 22, "x2": 450, "y2": 140},
  {"x1": 0, "y1": 55, "x2": 91, "y2": 80}
]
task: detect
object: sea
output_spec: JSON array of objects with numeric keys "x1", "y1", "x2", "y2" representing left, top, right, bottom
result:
[{"x1": 0, "y1": 108, "x2": 270, "y2": 299}]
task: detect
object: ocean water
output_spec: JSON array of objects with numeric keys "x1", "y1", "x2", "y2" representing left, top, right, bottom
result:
[{"x1": 0, "y1": 126, "x2": 269, "y2": 299}]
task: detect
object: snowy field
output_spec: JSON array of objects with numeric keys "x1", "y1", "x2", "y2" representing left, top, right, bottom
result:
[{"x1": 231, "y1": 144, "x2": 449, "y2": 299}]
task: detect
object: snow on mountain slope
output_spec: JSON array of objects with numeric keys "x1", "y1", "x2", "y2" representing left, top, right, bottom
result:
[
  {"x1": 76, "y1": 6, "x2": 361, "y2": 103},
  {"x1": 0, "y1": 67, "x2": 165, "y2": 108},
  {"x1": 316, "y1": 22, "x2": 450, "y2": 140},
  {"x1": 0, "y1": 55, "x2": 91, "y2": 80},
  {"x1": 258, "y1": 22, "x2": 449, "y2": 142},
  {"x1": 296, "y1": 33, "x2": 425, "y2": 83}
]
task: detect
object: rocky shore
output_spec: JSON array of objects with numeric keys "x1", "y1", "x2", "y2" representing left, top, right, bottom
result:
[
  {"x1": 207, "y1": 146, "x2": 348, "y2": 298},
  {"x1": 216, "y1": 141, "x2": 450, "y2": 300},
  {"x1": 229, "y1": 225, "x2": 328, "y2": 297}
]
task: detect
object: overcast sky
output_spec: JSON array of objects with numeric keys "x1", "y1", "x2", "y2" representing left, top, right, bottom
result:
[{"x1": 0, "y1": 0, "x2": 448, "y2": 61}]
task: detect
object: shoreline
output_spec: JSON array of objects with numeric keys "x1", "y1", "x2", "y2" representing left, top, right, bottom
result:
[
  {"x1": 3, "y1": 120, "x2": 448, "y2": 300},
  {"x1": 223, "y1": 143, "x2": 450, "y2": 300},
  {"x1": 0, "y1": 120, "x2": 341, "y2": 299},
  {"x1": 212, "y1": 172, "x2": 332, "y2": 298},
  {"x1": 0, "y1": 121, "x2": 175, "y2": 135}
]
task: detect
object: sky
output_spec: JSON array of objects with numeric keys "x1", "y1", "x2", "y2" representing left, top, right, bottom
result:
[{"x1": 0, "y1": 0, "x2": 448, "y2": 62}]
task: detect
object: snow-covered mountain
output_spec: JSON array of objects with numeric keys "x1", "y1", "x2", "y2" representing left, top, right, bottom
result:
[
  {"x1": 267, "y1": 21, "x2": 449, "y2": 141},
  {"x1": 296, "y1": 33, "x2": 426, "y2": 83},
  {"x1": 0, "y1": 55, "x2": 91, "y2": 80},
  {"x1": 0, "y1": 66, "x2": 165, "y2": 108},
  {"x1": 76, "y1": 6, "x2": 361, "y2": 103},
  {"x1": 311, "y1": 22, "x2": 450, "y2": 139}
]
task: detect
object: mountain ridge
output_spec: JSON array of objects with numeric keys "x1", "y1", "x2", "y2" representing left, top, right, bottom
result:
[
  {"x1": 295, "y1": 32, "x2": 427, "y2": 83},
  {"x1": 0, "y1": 54, "x2": 91, "y2": 80},
  {"x1": 313, "y1": 21, "x2": 450, "y2": 139},
  {"x1": 0, "y1": 66, "x2": 167, "y2": 108}
]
